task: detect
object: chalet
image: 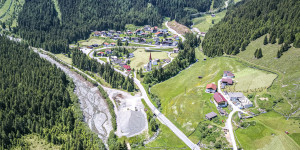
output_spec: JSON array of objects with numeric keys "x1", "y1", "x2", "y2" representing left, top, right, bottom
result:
[
  {"x1": 105, "y1": 49, "x2": 112, "y2": 54},
  {"x1": 148, "y1": 41, "x2": 153, "y2": 45},
  {"x1": 173, "y1": 34, "x2": 180, "y2": 40},
  {"x1": 172, "y1": 41, "x2": 178, "y2": 46},
  {"x1": 144, "y1": 25, "x2": 151, "y2": 31},
  {"x1": 223, "y1": 71, "x2": 235, "y2": 78},
  {"x1": 123, "y1": 65, "x2": 131, "y2": 72},
  {"x1": 165, "y1": 38, "x2": 173, "y2": 42},
  {"x1": 127, "y1": 31, "x2": 133, "y2": 36},
  {"x1": 110, "y1": 43, "x2": 116, "y2": 47},
  {"x1": 228, "y1": 92, "x2": 244, "y2": 102},
  {"x1": 121, "y1": 38, "x2": 127, "y2": 42},
  {"x1": 117, "y1": 31, "x2": 122, "y2": 34},
  {"x1": 162, "y1": 41, "x2": 172, "y2": 46},
  {"x1": 101, "y1": 31, "x2": 107, "y2": 36},
  {"x1": 205, "y1": 112, "x2": 217, "y2": 120},
  {"x1": 109, "y1": 30, "x2": 115, "y2": 34},
  {"x1": 206, "y1": 83, "x2": 217, "y2": 93},
  {"x1": 173, "y1": 48, "x2": 179, "y2": 53},
  {"x1": 141, "y1": 33, "x2": 148, "y2": 37},
  {"x1": 221, "y1": 78, "x2": 233, "y2": 89},
  {"x1": 153, "y1": 37, "x2": 160, "y2": 42},
  {"x1": 114, "y1": 59, "x2": 122, "y2": 65},
  {"x1": 218, "y1": 109, "x2": 227, "y2": 116},
  {"x1": 151, "y1": 27, "x2": 158, "y2": 33},
  {"x1": 160, "y1": 29, "x2": 168, "y2": 34},
  {"x1": 97, "y1": 52, "x2": 104, "y2": 56},
  {"x1": 135, "y1": 29, "x2": 142, "y2": 34},
  {"x1": 94, "y1": 31, "x2": 101, "y2": 36},
  {"x1": 111, "y1": 56, "x2": 118, "y2": 61},
  {"x1": 213, "y1": 92, "x2": 227, "y2": 107},
  {"x1": 155, "y1": 41, "x2": 161, "y2": 45},
  {"x1": 103, "y1": 42, "x2": 109, "y2": 47},
  {"x1": 140, "y1": 38, "x2": 146, "y2": 43},
  {"x1": 155, "y1": 32, "x2": 164, "y2": 37},
  {"x1": 87, "y1": 46, "x2": 93, "y2": 49}
]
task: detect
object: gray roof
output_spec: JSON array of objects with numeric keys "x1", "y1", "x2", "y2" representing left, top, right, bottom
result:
[
  {"x1": 205, "y1": 112, "x2": 217, "y2": 119},
  {"x1": 228, "y1": 92, "x2": 244, "y2": 98}
]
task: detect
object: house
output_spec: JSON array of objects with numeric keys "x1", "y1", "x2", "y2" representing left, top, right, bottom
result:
[
  {"x1": 228, "y1": 92, "x2": 253, "y2": 108},
  {"x1": 172, "y1": 41, "x2": 178, "y2": 46},
  {"x1": 152, "y1": 59, "x2": 159, "y2": 65},
  {"x1": 205, "y1": 112, "x2": 218, "y2": 120},
  {"x1": 173, "y1": 34, "x2": 180, "y2": 40},
  {"x1": 221, "y1": 78, "x2": 233, "y2": 89},
  {"x1": 111, "y1": 56, "x2": 118, "y2": 61},
  {"x1": 87, "y1": 46, "x2": 93, "y2": 49},
  {"x1": 117, "y1": 31, "x2": 122, "y2": 34},
  {"x1": 97, "y1": 52, "x2": 104, "y2": 56},
  {"x1": 211, "y1": 14, "x2": 216, "y2": 17},
  {"x1": 218, "y1": 109, "x2": 227, "y2": 116},
  {"x1": 155, "y1": 41, "x2": 161, "y2": 45},
  {"x1": 114, "y1": 59, "x2": 122, "y2": 65},
  {"x1": 160, "y1": 29, "x2": 168, "y2": 34},
  {"x1": 163, "y1": 59, "x2": 171, "y2": 63},
  {"x1": 127, "y1": 31, "x2": 133, "y2": 36},
  {"x1": 162, "y1": 41, "x2": 172, "y2": 46},
  {"x1": 105, "y1": 49, "x2": 112, "y2": 54},
  {"x1": 128, "y1": 53, "x2": 134, "y2": 58},
  {"x1": 123, "y1": 65, "x2": 131, "y2": 72},
  {"x1": 165, "y1": 38, "x2": 173, "y2": 42},
  {"x1": 103, "y1": 42, "x2": 109, "y2": 47},
  {"x1": 228, "y1": 92, "x2": 244, "y2": 102},
  {"x1": 144, "y1": 25, "x2": 151, "y2": 31},
  {"x1": 109, "y1": 30, "x2": 115, "y2": 34},
  {"x1": 94, "y1": 31, "x2": 101, "y2": 36},
  {"x1": 141, "y1": 33, "x2": 148, "y2": 37},
  {"x1": 173, "y1": 48, "x2": 179, "y2": 53},
  {"x1": 213, "y1": 92, "x2": 227, "y2": 107},
  {"x1": 155, "y1": 32, "x2": 164, "y2": 37},
  {"x1": 135, "y1": 29, "x2": 142, "y2": 34},
  {"x1": 92, "y1": 44, "x2": 99, "y2": 47},
  {"x1": 151, "y1": 26, "x2": 158, "y2": 33},
  {"x1": 206, "y1": 83, "x2": 217, "y2": 93},
  {"x1": 110, "y1": 43, "x2": 116, "y2": 47},
  {"x1": 223, "y1": 71, "x2": 235, "y2": 78},
  {"x1": 153, "y1": 37, "x2": 160, "y2": 42}
]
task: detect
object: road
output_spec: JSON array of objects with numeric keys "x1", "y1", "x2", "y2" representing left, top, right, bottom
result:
[
  {"x1": 165, "y1": 21, "x2": 186, "y2": 41},
  {"x1": 88, "y1": 48, "x2": 200, "y2": 149},
  {"x1": 217, "y1": 79, "x2": 248, "y2": 150}
]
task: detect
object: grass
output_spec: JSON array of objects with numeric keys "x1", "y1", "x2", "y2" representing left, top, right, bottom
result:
[
  {"x1": 229, "y1": 68, "x2": 277, "y2": 92},
  {"x1": 18, "y1": 134, "x2": 61, "y2": 150},
  {"x1": 52, "y1": 0, "x2": 62, "y2": 22},
  {"x1": 150, "y1": 51, "x2": 246, "y2": 144},
  {"x1": 235, "y1": 111, "x2": 300, "y2": 149},
  {"x1": 170, "y1": 53, "x2": 178, "y2": 58},
  {"x1": 237, "y1": 35, "x2": 300, "y2": 115},
  {"x1": 80, "y1": 38, "x2": 105, "y2": 46},
  {"x1": 192, "y1": 10, "x2": 227, "y2": 33},
  {"x1": 148, "y1": 48, "x2": 174, "y2": 52},
  {"x1": 130, "y1": 48, "x2": 169, "y2": 70},
  {"x1": 128, "y1": 43, "x2": 155, "y2": 47},
  {"x1": 55, "y1": 54, "x2": 72, "y2": 64},
  {"x1": 99, "y1": 57, "x2": 107, "y2": 62},
  {"x1": 0, "y1": 0, "x2": 25, "y2": 27}
]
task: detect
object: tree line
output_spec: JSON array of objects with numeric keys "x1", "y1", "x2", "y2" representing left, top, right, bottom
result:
[
  {"x1": 15, "y1": 0, "x2": 218, "y2": 53},
  {"x1": 143, "y1": 33, "x2": 199, "y2": 86},
  {"x1": 72, "y1": 50, "x2": 135, "y2": 92},
  {"x1": 202, "y1": 0, "x2": 300, "y2": 57},
  {"x1": 0, "y1": 36, "x2": 105, "y2": 149}
]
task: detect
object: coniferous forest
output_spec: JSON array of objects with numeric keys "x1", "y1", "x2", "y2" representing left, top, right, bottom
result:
[
  {"x1": 202, "y1": 0, "x2": 300, "y2": 57},
  {"x1": 15, "y1": 0, "x2": 218, "y2": 53},
  {"x1": 0, "y1": 36, "x2": 105, "y2": 149}
]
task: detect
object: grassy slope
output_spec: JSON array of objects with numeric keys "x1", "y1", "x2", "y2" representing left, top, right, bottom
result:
[
  {"x1": 55, "y1": 54, "x2": 72, "y2": 64},
  {"x1": 0, "y1": 0, "x2": 25, "y2": 27},
  {"x1": 237, "y1": 35, "x2": 300, "y2": 116},
  {"x1": 192, "y1": 10, "x2": 227, "y2": 33},
  {"x1": 130, "y1": 48, "x2": 169, "y2": 70},
  {"x1": 14, "y1": 134, "x2": 61, "y2": 150},
  {"x1": 52, "y1": 0, "x2": 62, "y2": 22},
  {"x1": 235, "y1": 111, "x2": 300, "y2": 150}
]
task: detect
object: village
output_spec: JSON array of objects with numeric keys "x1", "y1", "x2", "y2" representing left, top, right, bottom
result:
[{"x1": 76, "y1": 25, "x2": 181, "y2": 75}]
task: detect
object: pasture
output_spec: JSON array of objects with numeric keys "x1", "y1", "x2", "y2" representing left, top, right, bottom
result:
[
  {"x1": 79, "y1": 38, "x2": 105, "y2": 46},
  {"x1": 55, "y1": 54, "x2": 72, "y2": 64},
  {"x1": 130, "y1": 49, "x2": 169, "y2": 70},
  {"x1": 192, "y1": 10, "x2": 227, "y2": 33}
]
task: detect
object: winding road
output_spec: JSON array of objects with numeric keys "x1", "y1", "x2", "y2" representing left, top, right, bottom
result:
[{"x1": 165, "y1": 21, "x2": 186, "y2": 41}]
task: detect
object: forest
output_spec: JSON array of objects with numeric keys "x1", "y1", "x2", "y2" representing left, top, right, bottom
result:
[
  {"x1": 202, "y1": 0, "x2": 300, "y2": 57},
  {"x1": 72, "y1": 50, "x2": 135, "y2": 92},
  {"x1": 0, "y1": 36, "x2": 105, "y2": 149},
  {"x1": 143, "y1": 33, "x2": 200, "y2": 85},
  {"x1": 15, "y1": 0, "x2": 221, "y2": 53}
]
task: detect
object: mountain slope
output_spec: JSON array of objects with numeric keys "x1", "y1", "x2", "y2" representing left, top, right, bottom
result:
[{"x1": 202, "y1": 0, "x2": 300, "y2": 57}]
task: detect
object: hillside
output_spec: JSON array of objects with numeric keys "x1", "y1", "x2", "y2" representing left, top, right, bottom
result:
[{"x1": 202, "y1": 0, "x2": 300, "y2": 57}]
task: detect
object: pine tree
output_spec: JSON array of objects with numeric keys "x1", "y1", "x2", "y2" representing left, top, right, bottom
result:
[
  {"x1": 263, "y1": 36, "x2": 268, "y2": 45},
  {"x1": 271, "y1": 36, "x2": 276, "y2": 44},
  {"x1": 278, "y1": 35, "x2": 284, "y2": 44},
  {"x1": 277, "y1": 49, "x2": 282, "y2": 58},
  {"x1": 257, "y1": 48, "x2": 263, "y2": 58},
  {"x1": 117, "y1": 39, "x2": 122, "y2": 46},
  {"x1": 254, "y1": 49, "x2": 258, "y2": 58},
  {"x1": 125, "y1": 40, "x2": 129, "y2": 46}
]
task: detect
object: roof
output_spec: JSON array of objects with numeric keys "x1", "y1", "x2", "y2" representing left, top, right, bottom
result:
[
  {"x1": 98, "y1": 52, "x2": 104, "y2": 54},
  {"x1": 205, "y1": 112, "x2": 217, "y2": 119},
  {"x1": 104, "y1": 42, "x2": 109, "y2": 45},
  {"x1": 149, "y1": 52, "x2": 152, "y2": 60},
  {"x1": 123, "y1": 65, "x2": 131, "y2": 69},
  {"x1": 105, "y1": 49, "x2": 111, "y2": 52},
  {"x1": 214, "y1": 92, "x2": 227, "y2": 103},
  {"x1": 228, "y1": 92, "x2": 244, "y2": 98},
  {"x1": 155, "y1": 32, "x2": 162, "y2": 35},
  {"x1": 206, "y1": 83, "x2": 217, "y2": 90},
  {"x1": 221, "y1": 78, "x2": 233, "y2": 84},
  {"x1": 110, "y1": 43, "x2": 116, "y2": 45}
]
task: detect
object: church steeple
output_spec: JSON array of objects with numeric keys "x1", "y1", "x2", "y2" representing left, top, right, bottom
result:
[{"x1": 149, "y1": 52, "x2": 152, "y2": 61}]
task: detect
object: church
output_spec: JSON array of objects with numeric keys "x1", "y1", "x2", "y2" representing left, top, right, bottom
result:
[{"x1": 144, "y1": 52, "x2": 152, "y2": 72}]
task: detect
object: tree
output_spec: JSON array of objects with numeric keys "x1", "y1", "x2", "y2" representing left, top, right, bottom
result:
[
  {"x1": 257, "y1": 48, "x2": 263, "y2": 58},
  {"x1": 163, "y1": 33, "x2": 167, "y2": 39},
  {"x1": 263, "y1": 36, "x2": 268, "y2": 45},
  {"x1": 278, "y1": 35, "x2": 284, "y2": 44},
  {"x1": 212, "y1": 20, "x2": 214, "y2": 24},
  {"x1": 271, "y1": 36, "x2": 276, "y2": 44},
  {"x1": 277, "y1": 49, "x2": 282, "y2": 58},
  {"x1": 139, "y1": 68, "x2": 143, "y2": 78},
  {"x1": 150, "y1": 118, "x2": 158, "y2": 132},
  {"x1": 125, "y1": 40, "x2": 129, "y2": 46},
  {"x1": 117, "y1": 39, "x2": 122, "y2": 46}
]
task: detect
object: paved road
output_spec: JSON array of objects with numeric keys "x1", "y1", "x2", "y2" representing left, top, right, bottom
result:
[
  {"x1": 89, "y1": 48, "x2": 200, "y2": 150},
  {"x1": 165, "y1": 21, "x2": 186, "y2": 41}
]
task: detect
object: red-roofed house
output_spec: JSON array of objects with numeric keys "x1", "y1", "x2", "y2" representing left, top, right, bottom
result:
[
  {"x1": 155, "y1": 32, "x2": 163, "y2": 37},
  {"x1": 110, "y1": 43, "x2": 116, "y2": 47},
  {"x1": 105, "y1": 49, "x2": 112, "y2": 54},
  {"x1": 206, "y1": 83, "x2": 217, "y2": 93},
  {"x1": 214, "y1": 92, "x2": 227, "y2": 107},
  {"x1": 103, "y1": 42, "x2": 109, "y2": 47},
  {"x1": 221, "y1": 78, "x2": 233, "y2": 89},
  {"x1": 97, "y1": 51, "x2": 104, "y2": 56},
  {"x1": 123, "y1": 65, "x2": 131, "y2": 72},
  {"x1": 223, "y1": 71, "x2": 235, "y2": 78}
]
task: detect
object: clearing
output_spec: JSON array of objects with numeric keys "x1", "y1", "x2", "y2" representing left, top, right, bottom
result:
[
  {"x1": 79, "y1": 38, "x2": 105, "y2": 47},
  {"x1": 55, "y1": 54, "x2": 72, "y2": 64},
  {"x1": 167, "y1": 21, "x2": 191, "y2": 35},
  {"x1": 130, "y1": 48, "x2": 169, "y2": 70},
  {"x1": 192, "y1": 10, "x2": 227, "y2": 33}
]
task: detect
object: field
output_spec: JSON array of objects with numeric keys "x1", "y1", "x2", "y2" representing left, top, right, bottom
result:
[
  {"x1": 235, "y1": 111, "x2": 300, "y2": 149},
  {"x1": 13, "y1": 134, "x2": 61, "y2": 150},
  {"x1": 79, "y1": 38, "x2": 105, "y2": 46},
  {"x1": 147, "y1": 48, "x2": 174, "y2": 52},
  {"x1": 226, "y1": 68, "x2": 277, "y2": 92},
  {"x1": 130, "y1": 49, "x2": 169, "y2": 70},
  {"x1": 170, "y1": 53, "x2": 178, "y2": 58},
  {"x1": 0, "y1": 0, "x2": 25, "y2": 27},
  {"x1": 237, "y1": 35, "x2": 300, "y2": 115},
  {"x1": 150, "y1": 50, "x2": 246, "y2": 145},
  {"x1": 55, "y1": 54, "x2": 72, "y2": 64},
  {"x1": 192, "y1": 10, "x2": 227, "y2": 33}
]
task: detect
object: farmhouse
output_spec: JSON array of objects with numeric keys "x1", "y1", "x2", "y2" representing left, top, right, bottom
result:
[
  {"x1": 155, "y1": 32, "x2": 164, "y2": 37},
  {"x1": 228, "y1": 92, "x2": 253, "y2": 109},
  {"x1": 206, "y1": 83, "x2": 217, "y2": 93},
  {"x1": 128, "y1": 53, "x2": 134, "y2": 58},
  {"x1": 123, "y1": 65, "x2": 131, "y2": 72},
  {"x1": 105, "y1": 49, "x2": 112, "y2": 54},
  {"x1": 151, "y1": 26, "x2": 158, "y2": 33},
  {"x1": 103, "y1": 42, "x2": 109, "y2": 47},
  {"x1": 228, "y1": 92, "x2": 244, "y2": 102},
  {"x1": 110, "y1": 43, "x2": 116, "y2": 47},
  {"x1": 173, "y1": 48, "x2": 179, "y2": 53},
  {"x1": 223, "y1": 71, "x2": 235, "y2": 78},
  {"x1": 97, "y1": 52, "x2": 104, "y2": 56},
  {"x1": 213, "y1": 92, "x2": 227, "y2": 107},
  {"x1": 173, "y1": 34, "x2": 180, "y2": 40},
  {"x1": 205, "y1": 112, "x2": 218, "y2": 120},
  {"x1": 135, "y1": 29, "x2": 142, "y2": 34},
  {"x1": 221, "y1": 78, "x2": 233, "y2": 89},
  {"x1": 87, "y1": 46, "x2": 93, "y2": 49},
  {"x1": 144, "y1": 25, "x2": 151, "y2": 31},
  {"x1": 94, "y1": 31, "x2": 101, "y2": 36}
]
